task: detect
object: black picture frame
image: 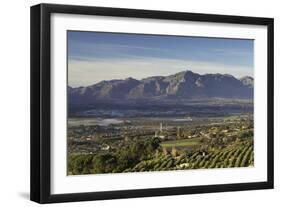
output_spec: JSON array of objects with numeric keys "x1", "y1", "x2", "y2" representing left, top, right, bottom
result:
[{"x1": 30, "y1": 3, "x2": 274, "y2": 204}]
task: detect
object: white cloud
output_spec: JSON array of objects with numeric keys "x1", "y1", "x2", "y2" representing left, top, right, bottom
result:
[{"x1": 68, "y1": 57, "x2": 253, "y2": 87}]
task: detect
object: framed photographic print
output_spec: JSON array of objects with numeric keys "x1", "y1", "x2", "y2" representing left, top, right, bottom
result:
[{"x1": 30, "y1": 3, "x2": 274, "y2": 203}]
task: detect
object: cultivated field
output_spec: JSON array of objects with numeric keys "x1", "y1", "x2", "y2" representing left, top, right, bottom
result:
[{"x1": 67, "y1": 113, "x2": 254, "y2": 175}]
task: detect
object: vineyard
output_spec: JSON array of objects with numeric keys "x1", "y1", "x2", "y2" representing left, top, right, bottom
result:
[{"x1": 123, "y1": 140, "x2": 254, "y2": 173}]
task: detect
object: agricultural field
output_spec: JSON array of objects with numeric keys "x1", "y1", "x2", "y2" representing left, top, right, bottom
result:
[
  {"x1": 127, "y1": 140, "x2": 254, "y2": 172},
  {"x1": 161, "y1": 138, "x2": 201, "y2": 148},
  {"x1": 67, "y1": 114, "x2": 254, "y2": 175}
]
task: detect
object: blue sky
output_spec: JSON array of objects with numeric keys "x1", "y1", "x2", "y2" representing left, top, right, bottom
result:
[{"x1": 68, "y1": 31, "x2": 253, "y2": 87}]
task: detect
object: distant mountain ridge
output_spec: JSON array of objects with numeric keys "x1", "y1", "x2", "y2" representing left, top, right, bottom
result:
[{"x1": 68, "y1": 70, "x2": 253, "y2": 106}]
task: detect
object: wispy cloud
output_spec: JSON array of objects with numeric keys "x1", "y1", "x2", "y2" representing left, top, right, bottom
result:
[
  {"x1": 68, "y1": 41, "x2": 177, "y2": 61},
  {"x1": 210, "y1": 48, "x2": 253, "y2": 57}
]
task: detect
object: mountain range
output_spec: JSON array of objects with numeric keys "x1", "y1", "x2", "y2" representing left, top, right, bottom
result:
[{"x1": 68, "y1": 70, "x2": 253, "y2": 106}]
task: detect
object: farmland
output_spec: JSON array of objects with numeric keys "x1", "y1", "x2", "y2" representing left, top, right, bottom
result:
[
  {"x1": 127, "y1": 140, "x2": 253, "y2": 172},
  {"x1": 161, "y1": 138, "x2": 201, "y2": 148},
  {"x1": 67, "y1": 113, "x2": 254, "y2": 175}
]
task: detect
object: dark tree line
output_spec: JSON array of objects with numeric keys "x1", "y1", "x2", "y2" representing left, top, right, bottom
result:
[{"x1": 68, "y1": 138, "x2": 161, "y2": 175}]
